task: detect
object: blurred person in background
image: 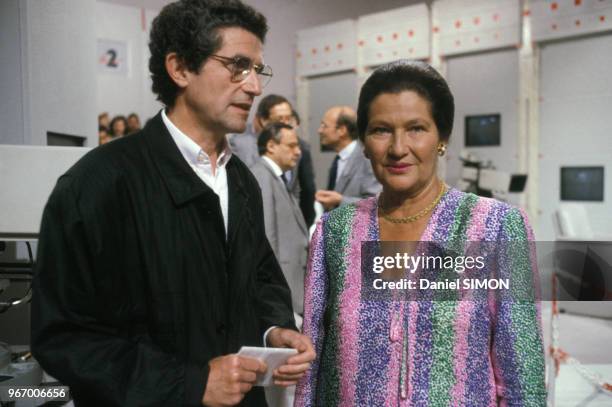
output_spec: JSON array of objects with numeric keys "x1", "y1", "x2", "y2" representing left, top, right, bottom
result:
[
  {"x1": 127, "y1": 112, "x2": 142, "y2": 134},
  {"x1": 315, "y1": 105, "x2": 381, "y2": 211},
  {"x1": 98, "y1": 112, "x2": 110, "y2": 131},
  {"x1": 109, "y1": 115, "x2": 128, "y2": 138},
  {"x1": 98, "y1": 126, "x2": 112, "y2": 145}
]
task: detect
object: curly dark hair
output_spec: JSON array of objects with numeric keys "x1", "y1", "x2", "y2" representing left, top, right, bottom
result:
[
  {"x1": 357, "y1": 60, "x2": 455, "y2": 142},
  {"x1": 149, "y1": 0, "x2": 268, "y2": 107}
]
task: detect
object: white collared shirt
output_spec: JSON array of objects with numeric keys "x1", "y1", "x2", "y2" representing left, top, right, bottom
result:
[
  {"x1": 161, "y1": 109, "x2": 231, "y2": 235},
  {"x1": 336, "y1": 140, "x2": 357, "y2": 183},
  {"x1": 262, "y1": 155, "x2": 283, "y2": 178}
]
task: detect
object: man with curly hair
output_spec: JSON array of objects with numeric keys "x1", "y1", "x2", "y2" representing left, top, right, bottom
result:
[{"x1": 31, "y1": 1, "x2": 315, "y2": 406}]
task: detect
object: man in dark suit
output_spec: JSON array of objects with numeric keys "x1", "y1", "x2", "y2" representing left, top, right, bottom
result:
[
  {"x1": 315, "y1": 106, "x2": 381, "y2": 210},
  {"x1": 31, "y1": 1, "x2": 314, "y2": 406},
  {"x1": 249, "y1": 123, "x2": 308, "y2": 316}
]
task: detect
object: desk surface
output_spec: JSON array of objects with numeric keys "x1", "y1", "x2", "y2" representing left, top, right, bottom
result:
[{"x1": 554, "y1": 364, "x2": 612, "y2": 406}]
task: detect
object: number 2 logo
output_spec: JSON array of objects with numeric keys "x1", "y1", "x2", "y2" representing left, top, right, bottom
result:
[{"x1": 106, "y1": 49, "x2": 118, "y2": 68}]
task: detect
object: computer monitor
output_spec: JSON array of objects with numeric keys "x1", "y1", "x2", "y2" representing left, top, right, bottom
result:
[
  {"x1": 47, "y1": 131, "x2": 86, "y2": 147},
  {"x1": 465, "y1": 114, "x2": 501, "y2": 147},
  {"x1": 560, "y1": 166, "x2": 604, "y2": 202},
  {"x1": 509, "y1": 174, "x2": 528, "y2": 193}
]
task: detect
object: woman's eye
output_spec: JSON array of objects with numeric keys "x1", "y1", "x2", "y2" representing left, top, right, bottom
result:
[
  {"x1": 369, "y1": 127, "x2": 391, "y2": 136},
  {"x1": 409, "y1": 126, "x2": 426, "y2": 133}
]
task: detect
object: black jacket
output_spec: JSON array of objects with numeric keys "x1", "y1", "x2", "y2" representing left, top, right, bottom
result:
[{"x1": 31, "y1": 113, "x2": 296, "y2": 406}]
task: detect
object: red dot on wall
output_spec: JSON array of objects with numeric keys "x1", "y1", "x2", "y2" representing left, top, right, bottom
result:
[
  {"x1": 433, "y1": 26, "x2": 440, "y2": 33},
  {"x1": 455, "y1": 39, "x2": 461, "y2": 46},
  {"x1": 474, "y1": 37, "x2": 480, "y2": 43},
  {"x1": 311, "y1": 48, "x2": 317, "y2": 55},
  {"x1": 473, "y1": 17, "x2": 480, "y2": 25},
  {"x1": 575, "y1": 0, "x2": 582, "y2": 6},
  {"x1": 552, "y1": 23, "x2": 558, "y2": 30},
  {"x1": 493, "y1": 13, "x2": 500, "y2": 22},
  {"x1": 551, "y1": 2, "x2": 558, "y2": 11},
  {"x1": 358, "y1": 40, "x2": 365, "y2": 46},
  {"x1": 377, "y1": 35, "x2": 384, "y2": 43},
  {"x1": 324, "y1": 45, "x2": 330, "y2": 52},
  {"x1": 296, "y1": 51, "x2": 302, "y2": 59},
  {"x1": 575, "y1": 19, "x2": 581, "y2": 26},
  {"x1": 523, "y1": 10, "x2": 531, "y2": 17},
  {"x1": 392, "y1": 32, "x2": 398, "y2": 40},
  {"x1": 455, "y1": 20, "x2": 462, "y2": 29},
  {"x1": 600, "y1": 15, "x2": 606, "y2": 22},
  {"x1": 337, "y1": 43, "x2": 343, "y2": 49},
  {"x1": 408, "y1": 29, "x2": 414, "y2": 38}
]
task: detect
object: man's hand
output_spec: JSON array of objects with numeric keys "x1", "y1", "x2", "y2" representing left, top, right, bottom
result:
[
  {"x1": 266, "y1": 328, "x2": 316, "y2": 387},
  {"x1": 315, "y1": 190, "x2": 343, "y2": 211},
  {"x1": 202, "y1": 354, "x2": 267, "y2": 406}
]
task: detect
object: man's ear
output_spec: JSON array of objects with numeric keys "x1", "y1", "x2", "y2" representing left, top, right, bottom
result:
[
  {"x1": 266, "y1": 138, "x2": 277, "y2": 155},
  {"x1": 337, "y1": 125, "x2": 349, "y2": 140},
  {"x1": 165, "y1": 52, "x2": 189, "y2": 88},
  {"x1": 254, "y1": 116, "x2": 265, "y2": 134}
]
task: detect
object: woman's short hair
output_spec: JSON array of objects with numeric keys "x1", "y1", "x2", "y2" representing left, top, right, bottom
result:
[{"x1": 357, "y1": 60, "x2": 454, "y2": 142}]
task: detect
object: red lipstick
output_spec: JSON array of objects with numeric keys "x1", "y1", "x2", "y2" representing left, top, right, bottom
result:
[{"x1": 386, "y1": 163, "x2": 413, "y2": 174}]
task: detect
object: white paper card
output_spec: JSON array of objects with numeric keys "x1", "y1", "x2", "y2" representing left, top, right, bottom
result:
[{"x1": 237, "y1": 347, "x2": 298, "y2": 387}]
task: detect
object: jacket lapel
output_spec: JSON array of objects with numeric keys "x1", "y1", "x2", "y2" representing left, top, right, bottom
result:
[{"x1": 226, "y1": 157, "x2": 250, "y2": 249}]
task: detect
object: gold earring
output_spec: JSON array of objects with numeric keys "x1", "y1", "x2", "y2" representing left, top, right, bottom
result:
[{"x1": 437, "y1": 143, "x2": 447, "y2": 156}]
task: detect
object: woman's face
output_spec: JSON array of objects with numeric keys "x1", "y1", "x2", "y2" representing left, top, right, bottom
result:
[
  {"x1": 363, "y1": 90, "x2": 441, "y2": 196},
  {"x1": 113, "y1": 120, "x2": 126, "y2": 135}
]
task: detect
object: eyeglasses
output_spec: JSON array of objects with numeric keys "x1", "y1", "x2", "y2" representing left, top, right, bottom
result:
[{"x1": 210, "y1": 54, "x2": 273, "y2": 88}]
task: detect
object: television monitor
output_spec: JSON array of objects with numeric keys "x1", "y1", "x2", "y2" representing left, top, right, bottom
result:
[
  {"x1": 465, "y1": 114, "x2": 501, "y2": 147},
  {"x1": 509, "y1": 174, "x2": 528, "y2": 193},
  {"x1": 560, "y1": 166, "x2": 604, "y2": 201}
]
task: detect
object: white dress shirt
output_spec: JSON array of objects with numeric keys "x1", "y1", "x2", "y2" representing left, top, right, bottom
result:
[{"x1": 162, "y1": 109, "x2": 231, "y2": 235}]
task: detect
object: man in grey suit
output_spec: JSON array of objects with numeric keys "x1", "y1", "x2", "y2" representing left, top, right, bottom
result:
[
  {"x1": 250, "y1": 122, "x2": 308, "y2": 315},
  {"x1": 228, "y1": 94, "x2": 317, "y2": 227},
  {"x1": 315, "y1": 106, "x2": 381, "y2": 210}
]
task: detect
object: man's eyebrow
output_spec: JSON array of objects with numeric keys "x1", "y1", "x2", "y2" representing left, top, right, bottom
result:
[{"x1": 229, "y1": 53, "x2": 262, "y2": 63}]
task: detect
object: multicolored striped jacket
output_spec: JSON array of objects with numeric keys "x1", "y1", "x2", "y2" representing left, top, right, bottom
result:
[{"x1": 295, "y1": 188, "x2": 546, "y2": 406}]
